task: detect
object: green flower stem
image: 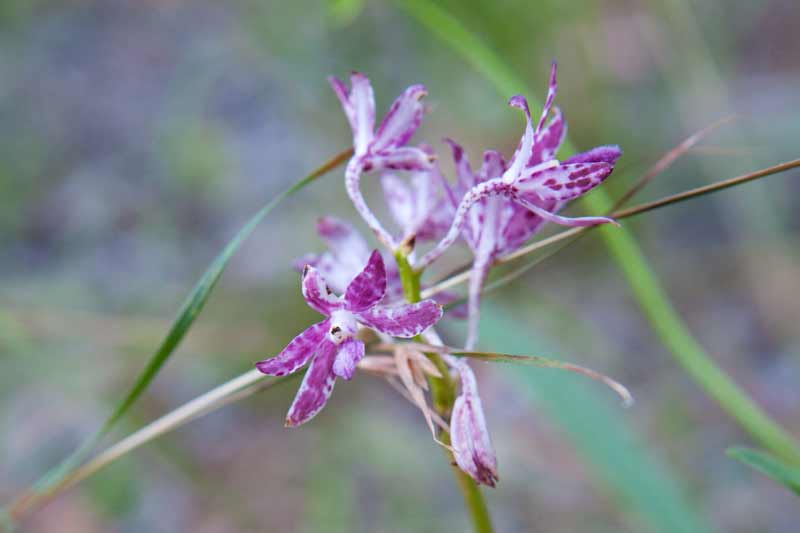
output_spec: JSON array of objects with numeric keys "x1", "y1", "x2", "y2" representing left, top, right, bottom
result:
[{"x1": 394, "y1": 251, "x2": 492, "y2": 533}]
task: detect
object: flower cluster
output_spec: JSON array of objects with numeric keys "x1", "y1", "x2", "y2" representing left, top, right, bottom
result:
[{"x1": 256, "y1": 63, "x2": 621, "y2": 487}]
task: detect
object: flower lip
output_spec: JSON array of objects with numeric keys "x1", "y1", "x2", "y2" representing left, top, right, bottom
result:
[{"x1": 328, "y1": 309, "x2": 359, "y2": 344}]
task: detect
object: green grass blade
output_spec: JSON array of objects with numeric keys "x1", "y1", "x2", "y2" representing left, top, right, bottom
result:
[
  {"x1": 6, "y1": 148, "x2": 352, "y2": 521},
  {"x1": 396, "y1": 0, "x2": 800, "y2": 465},
  {"x1": 480, "y1": 309, "x2": 714, "y2": 533},
  {"x1": 727, "y1": 447, "x2": 800, "y2": 496}
]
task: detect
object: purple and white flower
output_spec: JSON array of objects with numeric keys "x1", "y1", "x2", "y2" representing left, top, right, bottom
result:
[
  {"x1": 257, "y1": 250, "x2": 443, "y2": 426},
  {"x1": 330, "y1": 73, "x2": 434, "y2": 249},
  {"x1": 421, "y1": 63, "x2": 622, "y2": 348}
]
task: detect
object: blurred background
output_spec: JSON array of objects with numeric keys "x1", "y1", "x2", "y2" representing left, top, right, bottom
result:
[{"x1": 1, "y1": 0, "x2": 799, "y2": 531}]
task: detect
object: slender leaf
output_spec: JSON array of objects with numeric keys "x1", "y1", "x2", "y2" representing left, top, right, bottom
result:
[
  {"x1": 480, "y1": 309, "x2": 714, "y2": 533},
  {"x1": 6, "y1": 147, "x2": 352, "y2": 521},
  {"x1": 396, "y1": 0, "x2": 800, "y2": 465},
  {"x1": 727, "y1": 447, "x2": 800, "y2": 496}
]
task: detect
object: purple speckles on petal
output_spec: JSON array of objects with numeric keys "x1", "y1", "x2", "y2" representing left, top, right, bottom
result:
[
  {"x1": 333, "y1": 338, "x2": 365, "y2": 380},
  {"x1": 302, "y1": 265, "x2": 342, "y2": 315},
  {"x1": 355, "y1": 300, "x2": 443, "y2": 338},
  {"x1": 373, "y1": 84, "x2": 427, "y2": 151},
  {"x1": 564, "y1": 145, "x2": 623, "y2": 165},
  {"x1": 256, "y1": 319, "x2": 330, "y2": 377},
  {"x1": 345, "y1": 250, "x2": 387, "y2": 311},
  {"x1": 285, "y1": 339, "x2": 339, "y2": 427},
  {"x1": 517, "y1": 162, "x2": 616, "y2": 203}
]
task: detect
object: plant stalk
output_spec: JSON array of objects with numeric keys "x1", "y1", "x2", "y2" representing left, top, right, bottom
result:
[{"x1": 395, "y1": 251, "x2": 493, "y2": 533}]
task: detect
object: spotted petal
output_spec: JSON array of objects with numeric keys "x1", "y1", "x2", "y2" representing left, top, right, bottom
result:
[
  {"x1": 329, "y1": 73, "x2": 375, "y2": 156},
  {"x1": 564, "y1": 145, "x2": 622, "y2": 165},
  {"x1": 356, "y1": 300, "x2": 442, "y2": 338},
  {"x1": 285, "y1": 339, "x2": 339, "y2": 427},
  {"x1": 373, "y1": 84, "x2": 427, "y2": 151},
  {"x1": 302, "y1": 265, "x2": 342, "y2": 315},
  {"x1": 365, "y1": 147, "x2": 433, "y2": 172},
  {"x1": 516, "y1": 162, "x2": 616, "y2": 203},
  {"x1": 344, "y1": 250, "x2": 387, "y2": 312},
  {"x1": 256, "y1": 319, "x2": 329, "y2": 377},
  {"x1": 529, "y1": 106, "x2": 566, "y2": 166},
  {"x1": 332, "y1": 338, "x2": 365, "y2": 380},
  {"x1": 451, "y1": 362, "x2": 499, "y2": 487},
  {"x1": 504, "y1": 95, "x2": 535, "y2": 181}
]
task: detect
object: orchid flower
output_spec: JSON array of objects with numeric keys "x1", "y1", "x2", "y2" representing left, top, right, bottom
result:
[
  {"x1": 330, "y1": 73, "x2": 434, "y2": 250},
  {"x1": 419, "y1": 63, "x2": 622, "y2": 348},
  {"x1": 449, "y1": 358, "x2": 499, "y2": 487},
  {"x1": 257, "y1": 250, "x2": 442, "y2": 426}
]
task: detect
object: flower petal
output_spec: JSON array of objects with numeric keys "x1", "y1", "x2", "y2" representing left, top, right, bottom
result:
[
  {"x1": 332, "y1": 338, "x2": 365, "y2": 380},
  {"x1": 445, "y1": 138, "x2": 477, "y2": 191},
  {"x1": 356, "y1": 299, "x2": 442, "y2": 338},
  {"x1": 529, "y1": 106, "x2": 566, "y2": 165},
  {"x1": 450, "y1": 362, "x2": 499, "y2": 487},
  {"x1": 373, "y1": 84, "x2": 427, "y2": 151},
  {"x1": 301, "y1": 265, "x2": 342, "y2": 315},
  {"x1": 329, "y1": 74, "x2": 375, "y2": 156},
  {"x1": 285, "y1": 339, "x2": 339, "y2": 426},
  {"x1": 516, "y1": 162, "x2": 616, "y2": 203},
  {"x1": 535, "y1": 62, "x2": 558, "y2": 135},
  {"x1": 504, "y1": 95, "x2": 535, "y2": 181},
  {"x1": 364, "y1": 147, "x2": 434, "y2": 172},
  {"x1": 564, "y1": 145, "x2": 623, "y2": 165},
  {"x1": 256, "y1": 319, "x2": 330, "y2": 376},
  {"x1": 381, "y1": 173, "x2": 415, "y2": 232},
  {"x1": 479, "y1": 150, "x2": 506, "y2": 182},
  {"x1": 515, "y1": 195, "x2": 616, "y2": 228},
  {"x1": 345, "y1": 250, "x2": 387, "y2": 312}
]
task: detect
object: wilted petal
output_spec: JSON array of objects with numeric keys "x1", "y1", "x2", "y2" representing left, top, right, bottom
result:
[
  {"x1": 517, "y1": 162, "x2": 616, "y2": 203},
  {"x1": 365, "y1": 147, "x2": 434, "y2": 172},
  {"x1": 381, "y1": 174, "x2": 415, "y2": 231},
  {"x1": 302, "y1": 265, "x2": 342, "y2": 315},
  {"x1": 285, "y1": 339, "x2": 339, "y2": 426},
  {"x1": 356, "y1": 300, "x2": 442, "y2": 338},
  {"x1": 373, "y1": 84, "x2": 427, "y2": 151},
  {"x1": 333, "y1": 338, "x2": 365, "y2": 380},
  {"x1": 345, "y1": 250, "x2": 387, "y2": 312},
  {"x1": 450, "y1": 362, "x2": 498, "y2": 487},
  {"x1": 564, "y1": 145, "x2": 622, "y2": 165},
  {"x1": 256, "y1": 320, "x2": 330, "y2": 376}
]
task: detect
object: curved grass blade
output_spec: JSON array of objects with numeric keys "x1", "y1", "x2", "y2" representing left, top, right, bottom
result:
[
  {"x1": 727, "y1": 447, "x2": 800, "y2": 496},
  {"x1": 396, "y1": 0, "x2": 800, "y2": 466},
  {"x1": 5, "y1": 147, "x2": 353, "y2": 523}
]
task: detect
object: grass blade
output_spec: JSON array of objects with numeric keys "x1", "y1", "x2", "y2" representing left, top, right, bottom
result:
[
  {"x1": 396, "y1": 0, "x2": 800, "y2": 465},
  {"x1": 480, "y1": 309, "x2": 714, "y2": 533},
  {"x1": 727, "y1": 447, "x2": 800, "y2": 496},
  {"x1": 5, "y1": 147, "x2": 352, "y2": 522}
]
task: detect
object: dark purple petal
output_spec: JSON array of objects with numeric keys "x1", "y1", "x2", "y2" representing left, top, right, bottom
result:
[
  {"x1": 256, "y1": 320, "x2": 329, "y2": 377},
  {"x1": 564, "y1": 145, "x2": 622, "y2": 165},
  {"x1": 516, "y1": 162, "x2": 616, "y2": 203},
  {"x1": 372, "y1": 84, "x2": 427, "y2": 151},
  {"x1": 450, "y1": 362, "x2": 499, "y2": 487},
  {"x1": 497, "y1": 203, "x2": 549, "y2": 254},
  {"x1": 301, "y1": 265, "x2": 342, "y2": 315},
  {"x1": 356, "y1": 299, "x2": 442, "y2": 338},
  {"x1": 332, "y1": 338, "x2": 365, "y2": 380},
  {"x1": 285, "y1": 339, "x2": 339, "y2": 426},
  {"x1": 344, "y1": 250, "x2": 387, "y2": 312}
]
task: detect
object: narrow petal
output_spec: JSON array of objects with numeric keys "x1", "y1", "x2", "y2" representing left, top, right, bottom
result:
[
  {"x1": 256, "y1": 320, "x2": 330, "y2": 376},
  {"x1": 479, "y1": 150, "x2": 506, "y2": 182},
  {"x1": 381, "y1": 174, "x2": 415, "y2": 231},
  {"x1": 349, "y1": 72, "x2": 375, "y2": 155},
  {"x1": 515, "y1": 196, "x2": 617, "y2": 228},
  {"x1": 302, "y1": 265, "x2": 342, "y2": 315},
  {"x1": 535, "y1": 62, "x2": 558, "y2": 135},
  {"x1": 365, "y1": 147, "x2": 434, "y2": 172},
  {"x1": 345, "y1": 250, "x2": 387, "y2": 312},
  {"x1": 373, "y1": 84, "x2": 427, "y2": 151},
  {"x1": 333, "y1": 338, "x2": 365, "y2": 380},
  {"x1": 356, "y1": 300, "x2": 443, "y2": 338},
  {"x1": 444, "y1": 138, "x2": 477, "y2": 191},
  {"x1": 328, "y1": 76, "x2": 355, "y2": 129},
  {"x1": 285, "y1": 339, "x2": 339, "y2": 426},
  {"x1": 516, "y1": 162, "x2": 616, "y2": 202},
  {"x1": 504, "y1": 95, "x2": 535, "y2": 181},
  {"x1": 564, "y1": 145, "x2": 623, "y2": 165},
  {"x1": 529, "y1": 106, "x2": 566, "y2": 165}
]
